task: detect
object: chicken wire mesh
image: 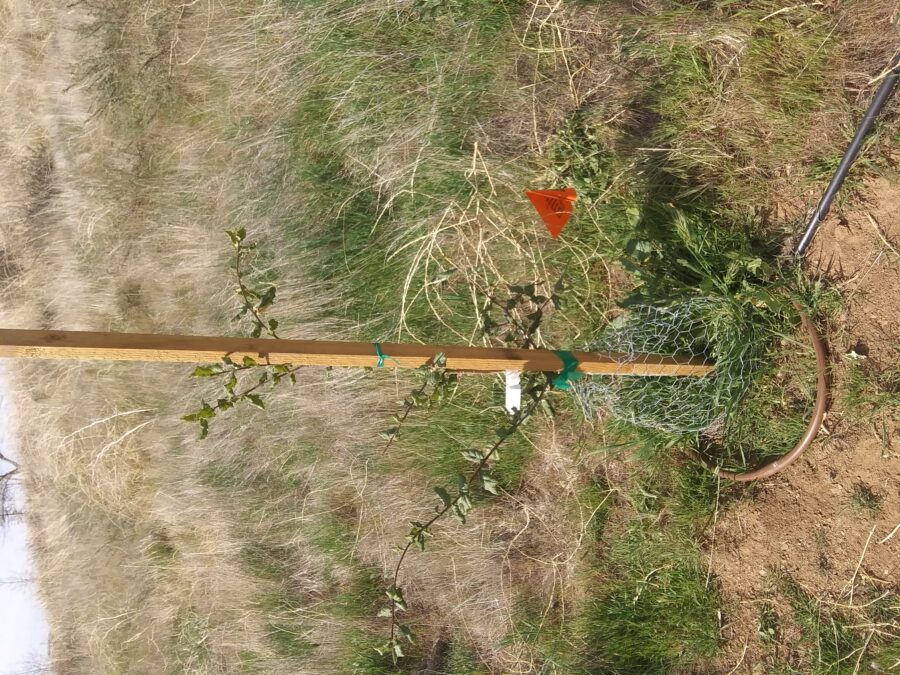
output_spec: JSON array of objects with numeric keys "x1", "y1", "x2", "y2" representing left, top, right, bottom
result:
[{"x1": 574, "y1": 296, "x2": 767, "y2": 433}]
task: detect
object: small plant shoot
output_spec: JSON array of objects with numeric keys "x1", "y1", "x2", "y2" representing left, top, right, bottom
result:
[{"x1": 182, "y1": 231, "x2": 299, "y2": 438}]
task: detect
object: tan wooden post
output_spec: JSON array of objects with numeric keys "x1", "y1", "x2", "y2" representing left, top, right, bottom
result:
[{"x1": 0, "y1": 329, "x2": 713, "y2": 377}]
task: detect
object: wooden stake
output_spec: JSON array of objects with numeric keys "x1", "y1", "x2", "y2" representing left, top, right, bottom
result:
[{"x1": 0, "y1": 329, "x2": 713, "y2": 377}]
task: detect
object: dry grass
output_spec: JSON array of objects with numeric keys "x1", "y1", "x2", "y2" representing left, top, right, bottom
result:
[{"x1": 0, "y1": 1, "x2": 605, "y2": 671}]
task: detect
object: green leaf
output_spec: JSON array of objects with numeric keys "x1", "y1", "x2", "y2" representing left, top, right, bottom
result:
[
  {"x1": 397, "y1": 624, "x2": 415, "y2": 644},
  {"x1": 246, "y1": 394, "x2": 265, "y2": 409},
  {"x1": 257, "y1": 286, "x2": 276, "y2": 311},
  {"x1": 377, "y1": 607, "x2": 392, "y2": 618},
  {"x1": 429, "y1": 268, "x2": 456, "y2": 285},
  {"x1": 461, "y1": 449, "x2": 483, "y2": 463},
  {"x1": 452, "y1": 500, "x2": 471, "y2": 524},
  {"x1": 386, "y1": 586, "x2": 407, "y2": 611},
  {"x1": 268, "y1": 318, "x2": 278, "y2": 332},
  {"x1": 191, "y1": 365, "x2": 221, "y2": 377},
  {"x1": 226, "y1": 227, "x2": 246, "y2": 247},
  {"x1": 406, "y1": 521, "x2": 431, "y2": 551},
  {"x1": 456, "y1": 473, "x2": 468, "y2": 491},
  {"x1": 434, "y1": 487, "x2": 451, "y2": 509},
  {"x1": 480, "y1": 473, "x2": 499, "y2": 495},
  {"x1": 182, "y1": 412, "x2": 201, "y2": 422},
  {"x1": 392, "y1": 641, "x2": 405, "y2": 659},
  {"x1": 242, "y1": 355, "x2": 257, "y2": 367},
  {"x1": 199, "y1": 419, "x2": 209, "y2": 440},
  {"x1": 625, "y1": 205, "x2": 641, "y2": 227},
  {"x1": 225, "y1": 374, "x2": 237, "y2": 394},
  {"x1": 380, "y1": 426, "x2": 400, "y2": 441},
  {"x1": 250, "y1": 325, "x2": 262, "y2": 339}
]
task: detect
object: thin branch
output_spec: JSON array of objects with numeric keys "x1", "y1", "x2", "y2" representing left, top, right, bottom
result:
[
  {"x1": 380, "y1": 378, "x2": 430, "y2": 455},
  {"x1": 865, "y1": 212, "x2": 899, "y2": 259},
  {"x1": 846, "y1": 525, "x2": 877, "y2": 608},
  {"x1": 209, "y1": 364, "x2": 304, "y2": 416},
  {"x1": 0, "y1": 450, "x2": 20, "y2": 473},
  {"x1": 878, "y1": 522, "x2": 900, "y2": 545},
  {"x1": 386, "y1": 382, "x2": 551, "y2": 655},
  {"x1": 234, "y1": 243, "x2": 279, "y2": 339}
]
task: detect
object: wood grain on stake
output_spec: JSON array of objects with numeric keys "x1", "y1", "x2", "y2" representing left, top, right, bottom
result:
[{"x1": 0, "y1": 329, "x2": 713, "y2": 376}]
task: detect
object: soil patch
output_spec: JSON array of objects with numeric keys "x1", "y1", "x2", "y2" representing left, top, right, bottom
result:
[{"x1": 712, "y1": 177, "x2": 900, "y2": 672}]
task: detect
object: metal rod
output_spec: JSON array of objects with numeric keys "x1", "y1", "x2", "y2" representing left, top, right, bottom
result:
[{"x1": 794, "y1": 54, "x2": 900, "y2": 257}]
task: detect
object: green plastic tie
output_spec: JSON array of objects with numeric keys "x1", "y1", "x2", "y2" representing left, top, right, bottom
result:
[
  {"x1": 373, "y1": 343, "x2": 400, "y2": 368},
  {"x1": 552, "y1": 350, "x2": 584, "y2": 390}
]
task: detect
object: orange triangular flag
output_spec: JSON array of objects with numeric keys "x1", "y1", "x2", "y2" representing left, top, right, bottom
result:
[{"x1": 526, "y1": 188, "x2": 577, "y2": 238}]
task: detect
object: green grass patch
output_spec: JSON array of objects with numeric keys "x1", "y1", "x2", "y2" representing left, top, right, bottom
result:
[
  {"x1": 840, "y1": 357, "x2": 898, "y2": 450},
  {"x1": 201, "y1": 448, "x2": 391, "y2": 668},
  {"x1": 390, "y1": 378, "x2": 535, "y2": 488},
  {"x1": 621, "y1": 3, "x2": 836, "y2": 210},
  {"x1": 774, "y1": 574, "x2": 899, "y2": 674},
  {"x1": 842, "y1": 358, "x2": 900, "y2": 417},
  {"x1": 578, "y1": 522, "x2": 720, "y2": 674},
  {"x1": 500, "y1": 464, "x2": 721, "y2": 674},
  {"x1": 172, "y1": 608, "x2": 214, "y2": 670},
  {"x1": 266, "y1": 622, "x2": 317, "y2": 658},
  {"x1": 847, "y1": 483, "x2": 883, "y2": 516},
  {"x1": 504, "y1": 593, "x2": 582, "y2": 673},
  {"x1": 144, "y1": 529, "x2": 177, "y2": 564},
  {"x1": 271, "y1": 0, "x2": 533, "y2": 339},
  {"x1": 346, "y1": 628, "x2": 416, "y2": 674},
  {"x1": 444, "y1": 638, "x2": 488, "y2": 674},
  {"x1": 559, "y1": 430, "x2": 730, "y2": 674},
  {"x1": 240, "y1": 542, "x2": 293, "y2": 582}
]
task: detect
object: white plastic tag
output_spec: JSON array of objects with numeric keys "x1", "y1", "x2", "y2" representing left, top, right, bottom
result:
[{"x1": 505, "y1": 370, "x2": 522, "y2": 414}]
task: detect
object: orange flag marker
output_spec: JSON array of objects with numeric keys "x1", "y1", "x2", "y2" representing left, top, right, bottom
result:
[{"x1": 526, "y1": 187, "x2": 577, "y2": 238}]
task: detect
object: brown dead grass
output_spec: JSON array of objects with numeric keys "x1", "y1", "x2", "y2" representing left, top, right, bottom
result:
[{"x1": 0, "y1": 1, "x2": 607, "y2": 671}]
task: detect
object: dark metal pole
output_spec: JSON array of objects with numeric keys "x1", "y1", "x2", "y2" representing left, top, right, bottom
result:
[{"x1": 794, "y1": 54, "x2": 900, "y2": 257}]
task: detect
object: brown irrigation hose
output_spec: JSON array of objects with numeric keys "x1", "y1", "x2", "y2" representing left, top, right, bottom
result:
[{"x1": 695, "y1": 311, "x2": 829, "y2": 482}]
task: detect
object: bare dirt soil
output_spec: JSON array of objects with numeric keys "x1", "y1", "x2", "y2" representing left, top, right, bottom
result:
[{"x1": 713, "y1": 176, "x2": 900, "y2": 672}]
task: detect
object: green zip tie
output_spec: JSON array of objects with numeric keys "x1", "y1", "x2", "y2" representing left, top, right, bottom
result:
[
  {"x1": 552, "y1": 350, "x2": 584, "y2": 390},
  {"x1": 373, "y1": 343, "x2": 400, "y2": 368}
]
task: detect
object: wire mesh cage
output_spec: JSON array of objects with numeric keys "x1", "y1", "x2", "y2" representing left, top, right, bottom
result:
[{"x1": 574, "y1": 296, "x2": 767, "y2": 433}]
